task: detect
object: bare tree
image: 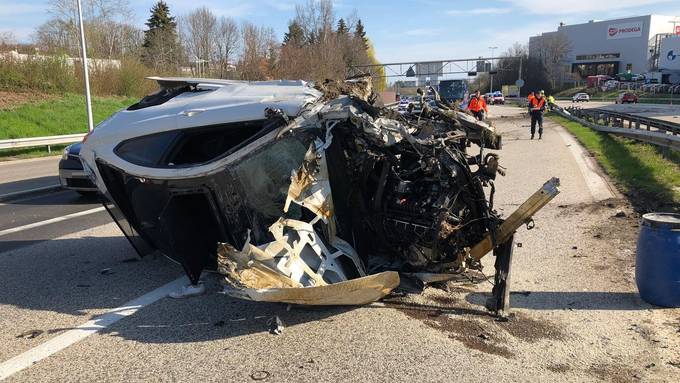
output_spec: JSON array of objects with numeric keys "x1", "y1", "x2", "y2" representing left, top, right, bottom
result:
[
  {"x1": 294, "y1": 0, "x2": 334, "y2": 44},
  {"x1": 239, "y1": 22, "x2": 277, "y2": 80},
  {"x1": 215, "y1": 16, "x2": 239, "y2": 78},
  {"x1": 36, "y1": 0, "x2": 139, "y2": 59},
  {"x1": 0, "y1": 31, "x2": 17, "y2": 47},
  {"x1": 180, "y1": 7, "x2": 217, "y2": 76},
  {"x1": 535, "y1": 33, "x2": 572, "y2": 89}
]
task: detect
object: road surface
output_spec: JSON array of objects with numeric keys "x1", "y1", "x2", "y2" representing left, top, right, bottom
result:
[{"x1": 0, "y1": 157, "x2": 61, "y2": 198}]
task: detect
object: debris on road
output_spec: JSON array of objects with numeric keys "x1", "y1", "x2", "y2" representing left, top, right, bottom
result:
[
  {"x1": 16, "y1": 329, "x2": 44, "y2": 339},
  {"x1": 267, "y1": 315, "x2": 285, "y2": 335},
  {"x1": 250, "y1": 370, "x2": 270, "y2": 381},
  {"x1": 80, "y1": 75, "x2": 560, "y2": 314}
]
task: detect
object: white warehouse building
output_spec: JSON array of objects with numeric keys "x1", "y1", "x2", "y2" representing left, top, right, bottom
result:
[{"x1": 529, "y1": 15, "x2": 680, "y2": 84}]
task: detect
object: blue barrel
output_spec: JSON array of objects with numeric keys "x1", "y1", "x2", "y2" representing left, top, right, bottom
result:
[{"x1": 636, "y1": 213, "x2": 680, "y2": 307}]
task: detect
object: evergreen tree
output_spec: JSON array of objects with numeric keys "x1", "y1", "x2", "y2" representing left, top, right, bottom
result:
[
  {"x1": 337, "y1": 18, "x2": 348, "y2": 34},
  {"x1": 282, "y1": 21, "x2": 305, "y2": 47},
  {"x1": 354, "y1": 19, "x2": 368, "y2": 50},
  {"x1": 142, "y1": 1, "x2": 180, "y2": 69}
]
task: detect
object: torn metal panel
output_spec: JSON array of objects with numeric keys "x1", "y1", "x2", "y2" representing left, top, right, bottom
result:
[{"x1": 221, "y1": 271, "x2": 399, "y2": 306}]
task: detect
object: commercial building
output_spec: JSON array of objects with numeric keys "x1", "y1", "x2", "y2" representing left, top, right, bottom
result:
[{"x1": 529, "y1": 15, "x2": 680, "y2": 84}]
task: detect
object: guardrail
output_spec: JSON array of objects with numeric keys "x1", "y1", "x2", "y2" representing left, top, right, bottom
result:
[
  {"x1": 0, "y1": 133, "x2": 86, "y2": 152},
  {"x1": 555, "y1": 106, "x2": 680, "y2": 151}
]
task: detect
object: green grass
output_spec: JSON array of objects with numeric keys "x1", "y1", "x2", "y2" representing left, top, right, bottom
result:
[
  {"x1": 548, "y1": 113, "x2": 680, "y2": 212},
  {"x1": 0, "y1": 145, "x2": 69, "y2": 162},
  {"x1": 0, "y1": 93, "x2": 136, "y2": 139}
]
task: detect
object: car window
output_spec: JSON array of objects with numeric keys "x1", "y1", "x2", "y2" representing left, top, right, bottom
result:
[{"x1": 231, "y1": 136, "x2": 308, "y2": 219}]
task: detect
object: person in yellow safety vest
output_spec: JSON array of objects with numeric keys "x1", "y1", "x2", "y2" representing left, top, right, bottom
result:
[
  {"x1": 529, "y1": 90, "x2": 547, "y2": 139},
  {"x1": 467, "y1": 90, "x2": 488, "y2": 121},
  {"x1": 527, "y1": 91, "x2": 535, "y2": 113},
  {"x1": 547, "y1": 94, "x2": 556, "y2": 110}
]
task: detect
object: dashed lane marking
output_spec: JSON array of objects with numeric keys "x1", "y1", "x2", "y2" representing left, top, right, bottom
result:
[{"x1": 0, "y1": 206, "x2": 106, "y2": 237}]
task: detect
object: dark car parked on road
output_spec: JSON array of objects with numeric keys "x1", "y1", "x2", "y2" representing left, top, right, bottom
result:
[{"x1": 59, "y1": 142, "x2": 98, "y2": 195}]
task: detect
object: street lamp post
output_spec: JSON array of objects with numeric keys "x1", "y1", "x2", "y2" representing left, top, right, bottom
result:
[
  {"x1": 489, "y1": 46, "x2": 498, "y2": 93},
  {"x1": 76, "y1": 0, "x2": 93, "y2": 132}
]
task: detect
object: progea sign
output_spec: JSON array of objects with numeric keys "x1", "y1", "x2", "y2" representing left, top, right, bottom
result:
[{"x1": 606, "y1": 21, "x2": 643, "y2": 40}]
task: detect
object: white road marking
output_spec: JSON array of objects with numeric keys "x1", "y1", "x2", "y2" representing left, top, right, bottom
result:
[
  {"x1": 0, "y1": 206, "x2": 106, "y2": 237},
  {"x1": 553, "y1": 123, "x2": 617, "y2": 201},
  {"x1": 0, "y1": 184, "x2": 62, "y2": 203},
  {"x1": 0, "y1": 276, "x2": 186, "y2": 381}
]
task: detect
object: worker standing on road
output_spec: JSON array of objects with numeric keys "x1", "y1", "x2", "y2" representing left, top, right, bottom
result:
[
  {"x1": 529, "y1": 90, "x2": 547, "y2": 139},
  {"x1": 467, "y1": 90, "x2": 488, "y2": 121}
]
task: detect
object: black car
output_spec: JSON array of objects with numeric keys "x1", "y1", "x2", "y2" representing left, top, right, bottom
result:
[{"x1": 59, "y1": 142, "x2": 98, "y2": 195}]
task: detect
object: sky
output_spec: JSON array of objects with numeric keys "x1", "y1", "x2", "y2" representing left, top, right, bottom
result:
[{"x1": 1, "y1": 0, "x2": 680, "y2": 63}]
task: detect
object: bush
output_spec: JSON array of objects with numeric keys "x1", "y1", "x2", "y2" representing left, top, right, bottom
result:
[{"x1": 0, "y1": 54, "x2": 164, "y2": 98}]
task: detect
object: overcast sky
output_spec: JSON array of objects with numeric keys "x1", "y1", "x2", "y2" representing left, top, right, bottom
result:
[{"x1": 1, "y1": 0, "x2": 680, "y2": 62}]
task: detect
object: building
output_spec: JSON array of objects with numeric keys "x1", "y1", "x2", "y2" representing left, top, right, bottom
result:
[{"x1": 529, "y1": 15, "x2": 680, "y2": 84}]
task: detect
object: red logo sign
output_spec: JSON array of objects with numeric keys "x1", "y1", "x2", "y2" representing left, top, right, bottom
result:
[
  {"x1": 676, "y1": 25, "x2": 680, "y2": 35},
  {"x1": 608, "y1": 27, "x2": 618, "y2": 37}
]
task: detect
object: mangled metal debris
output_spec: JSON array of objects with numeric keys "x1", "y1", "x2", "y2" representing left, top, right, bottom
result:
[{"x1": 80, "y1": 75, "x2": 559, "y2": 315}]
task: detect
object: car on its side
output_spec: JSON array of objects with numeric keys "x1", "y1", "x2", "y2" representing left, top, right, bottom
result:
[
  {"x1": 59, "y1": 142, "x2": 98, "y2": 195},
  {"x1": 616, "y1": 92, "x2": 638, "y2": 104},
  {"x1": 572, "y1": 93, "x2": 590, "y2": 102}
]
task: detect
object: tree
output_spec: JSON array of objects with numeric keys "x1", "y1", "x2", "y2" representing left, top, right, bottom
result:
[
  {"x1": 282, "y1": 21, "x2": 304, "y2": 47},
  {"x1": 533, "y1": 33, "x2": 572, "y2": 90},
  {"x1": 180, "y1": 7, "x2": 217, "y2": 76},
  {"x1": 337, "y1": 18, "x2": 348, "y2": 34},
  {"x1": 354, "y1": 19, "x2": 368, "y2": 50},
  {"x1": 215, "y1": 16, "x2": 239, "y2": 78},
  {"x1": 239, "y1": 22, "x2": 276, "y2": 80},
  {"x1": 35, "y1": 0, "x2": 139, "y2": 59},
  {"x1": 142, "y1": 1, "x2": 181, "y2": 70}
]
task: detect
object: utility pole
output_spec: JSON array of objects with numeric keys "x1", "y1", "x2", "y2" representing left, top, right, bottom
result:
[
  {"x1": 489, "y1": 46, "x2": 498, "y2": 93},
  {"x1": 76, "y1": 0, "x2": 94, "y2": 132}
]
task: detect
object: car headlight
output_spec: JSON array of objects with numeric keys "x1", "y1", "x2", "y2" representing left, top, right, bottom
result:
[{"x1": 62, "y1": 147, "x2": 69, "y2": 160}]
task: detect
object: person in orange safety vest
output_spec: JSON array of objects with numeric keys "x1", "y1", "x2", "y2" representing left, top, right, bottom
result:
[
  {"x1": 527, "y1": 91, "x2": 535, "y2": 113},
  {"x1": 529, "y1": 90, "x2": 547, "y2": 139},
  {"x1": 467, "y1": 90, "x2": 488, "y2": 121}
]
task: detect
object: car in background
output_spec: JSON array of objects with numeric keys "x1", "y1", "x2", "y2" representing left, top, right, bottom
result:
[
  {"x1": 572, "y1": 93, "x2": 590, "y2": 102},
  {"x1": 491, "y1": 91, "x2": 505, "y2": 105},
  {"x1": 616, "y1": 92, "x2": 638, "y2": 104},
  {"x1": 59, "y1": 142, "x2": 98, "y2": 195}
]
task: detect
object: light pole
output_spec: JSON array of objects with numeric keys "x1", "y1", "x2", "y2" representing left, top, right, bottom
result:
[
  {"x1": 76, "y1": 0, "x2": 93, "y2": 132},
  {"x1": 489, "y1": 46, "x2": 498, "y2": 93}
]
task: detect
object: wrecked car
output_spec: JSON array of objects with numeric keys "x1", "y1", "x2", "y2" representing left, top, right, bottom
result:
[{"x1": 79, "y1": 76, "x2": 559, "y2": 316}]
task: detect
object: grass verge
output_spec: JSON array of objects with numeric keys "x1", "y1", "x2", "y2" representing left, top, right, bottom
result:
[
  {"x1": 0, "y1": 145, "x2": 69, "y2": 162},
  {"x1": 548, "y1": 113, "x2": 680, "y2": 212},
  {"x1": 0, "y1": 93, "x2": 136, "y2": 140}
]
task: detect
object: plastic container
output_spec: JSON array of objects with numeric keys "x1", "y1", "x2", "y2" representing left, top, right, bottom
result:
[{"x1": 635, "y1": 213, "x2": 680, "y2": 307}]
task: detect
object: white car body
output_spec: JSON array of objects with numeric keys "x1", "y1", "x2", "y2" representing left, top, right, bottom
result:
[{"x1": 80, "y1": 77, "x2": 322, "y2": 192}]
